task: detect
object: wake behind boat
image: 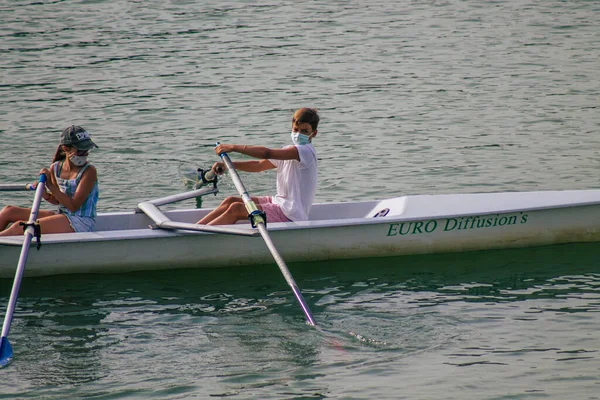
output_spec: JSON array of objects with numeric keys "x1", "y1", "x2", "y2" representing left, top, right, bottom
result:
[{"x1": 1, "y1": 186, "x2": 600, "y2": 278}]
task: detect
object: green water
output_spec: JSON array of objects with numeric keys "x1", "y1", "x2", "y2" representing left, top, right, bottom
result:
[{"x1": 2, "y1": 243, "x2": 600, "y2": 399}]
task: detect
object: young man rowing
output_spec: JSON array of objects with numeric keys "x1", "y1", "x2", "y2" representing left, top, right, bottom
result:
[{"x1": 198, "y1": 108, "x2": 319, "y2": 226}]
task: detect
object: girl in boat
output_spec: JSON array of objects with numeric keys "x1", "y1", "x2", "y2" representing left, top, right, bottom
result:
[
  {"x1": 0, "y1": 125, "x2": 99, "y2": 236},
  {"x1": 198, "y1": 107, "x2": 319, "y2": 226}
]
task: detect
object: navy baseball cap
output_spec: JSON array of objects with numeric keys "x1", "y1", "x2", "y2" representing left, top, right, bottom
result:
[{"x1": 60, "y1": 125, "x2": 98, "y2": 150}]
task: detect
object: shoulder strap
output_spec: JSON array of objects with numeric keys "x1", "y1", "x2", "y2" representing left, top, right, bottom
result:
[{"x1": 75, "y1": 163, "x2": 91, "y2": 180}]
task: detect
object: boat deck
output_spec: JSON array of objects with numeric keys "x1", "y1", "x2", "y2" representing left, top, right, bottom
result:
[{"x1": 91, "y1": 189, "x2": 600, "y2": 232}]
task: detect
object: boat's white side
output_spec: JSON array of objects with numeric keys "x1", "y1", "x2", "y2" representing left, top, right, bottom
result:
[{"x1": 1, "y1": 189, "x2": 600, "y2": 278}]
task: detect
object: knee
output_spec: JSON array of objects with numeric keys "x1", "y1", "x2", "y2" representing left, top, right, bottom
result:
[
  {"x1": 1, "y1": 205, "x2": 19, "y2": 216},
  {"x1": 222, "y1": 196, "x2": 240, "y2": 206},
  {"x1": 7, "y1": 220, "x2": 26, "y2": 233},
  {"x1": 227, "y1": 202, "x2": 248, "y2": 216}
]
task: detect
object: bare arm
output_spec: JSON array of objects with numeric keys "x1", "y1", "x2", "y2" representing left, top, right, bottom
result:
[
  {"x1": 44, "y1": 166, "x2": 97, "y2": 212},
  {"x1": 211, "y1": 143, "x2": 300, "y2": 175},
  {"x1": 215, "y1": 144, "x2": 300, "y2": 161},
  {"x1": 212, "y1": 159, "x2": 275, "y2": 174},
  {"x1": 43, "y1": 190, "x2": 60, "y2": 205},
  {"x1": 37, "y1": 166, "x2": 60, "y2": 205}
]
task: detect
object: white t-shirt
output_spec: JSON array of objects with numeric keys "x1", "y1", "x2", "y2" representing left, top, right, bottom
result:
[{"x1": 268, "y1": 144, "x2": 317, "y2": 221}]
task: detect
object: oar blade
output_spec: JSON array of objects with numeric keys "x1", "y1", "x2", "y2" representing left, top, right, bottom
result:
[{"x1": 0, "y1": 337, "x2": 13, "y2": 368}]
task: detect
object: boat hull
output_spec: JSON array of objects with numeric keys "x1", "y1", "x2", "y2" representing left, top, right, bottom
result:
[{"x1": 1, "y1": 194, "x2": 600, "y2": 278}]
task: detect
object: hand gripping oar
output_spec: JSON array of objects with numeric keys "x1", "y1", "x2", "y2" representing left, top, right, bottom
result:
[
  {"x1": 217, "y1": 144, "x2": 317, "y2": 326},
  {"x1": 0, "y1": 173, "x2": 46, "y2": 368}
]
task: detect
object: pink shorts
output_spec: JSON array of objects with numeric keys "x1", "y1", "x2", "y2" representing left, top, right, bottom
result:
[{"x1": 256, "y1": 196, "x2": 292, "y2": 223}]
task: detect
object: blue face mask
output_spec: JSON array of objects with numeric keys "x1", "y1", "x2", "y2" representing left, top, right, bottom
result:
[{"x1": 291, "y1": 131, "x2": 311, "y2": 145}]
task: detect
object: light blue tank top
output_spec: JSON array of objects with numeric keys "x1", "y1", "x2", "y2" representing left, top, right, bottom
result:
[{"x1": 53, "y1": 161, "x2": 99, "y2": 218}]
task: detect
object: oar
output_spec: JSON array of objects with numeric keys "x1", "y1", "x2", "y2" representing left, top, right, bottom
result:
[
  {"x1": 0, "y1": 183, "x2": 35, "y2": 191},
  {"x1": 217, "y1": 144, "x2": 317, "y2": 326},
  {"x1": 0, "y1": 173, "x2": 46, "y2": 368}
]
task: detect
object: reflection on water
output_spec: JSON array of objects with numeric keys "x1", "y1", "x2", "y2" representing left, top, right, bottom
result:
[{"x1": 298, "y1": 241, "x2": 600, "y2": 303}]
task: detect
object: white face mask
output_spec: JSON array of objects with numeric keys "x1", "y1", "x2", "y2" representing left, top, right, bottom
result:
[
  {"x1": 291, "y1": 131, "x2": 311, "y2": 146},
  {"x1": 69, "y1": 155, "x2": 88, "y2": 166}
]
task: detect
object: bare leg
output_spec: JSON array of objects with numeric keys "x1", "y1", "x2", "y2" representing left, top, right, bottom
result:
[
  {"x1": 0, "y1": 214, "x2": 74, "y2": 236},
  {"x1": 208, "y1": 202, "x2": 264, "y2": 226},
  {"x1": 0, "y1": 205, "x2": 55, "y2": 231},
  {"x1": 208, "y1": 201, "x2": 248, "y2": 226},
  {"x1": 198, "y1": 196, "x2": 243, "y2": 225},
  {"x1": 198, "y1": 196, "x2": 264, "y2": 225}
]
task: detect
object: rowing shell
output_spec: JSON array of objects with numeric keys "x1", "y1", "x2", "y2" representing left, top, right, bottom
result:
[{"x1": 1, "y1": 189, "x2": 600, "y2": 278}]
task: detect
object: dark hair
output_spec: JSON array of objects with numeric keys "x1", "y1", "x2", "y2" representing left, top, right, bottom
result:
[
  {"x1": 52, "y1": 145, "x2": 68, "y2": 163},
  {"x1": 293, "y1": 108, "x2": 320, "y2": 131}
]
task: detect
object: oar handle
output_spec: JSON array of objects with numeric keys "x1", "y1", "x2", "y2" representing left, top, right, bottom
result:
[
  {"x1": 216, "y1": 142, "x2": 266, "y2": 225},
  {"x1": 201, "y1": 169, "x2": 218, "y2": 183},
  {"x1": 0, "y1": 183, "x2": 36, "y2": 191}
]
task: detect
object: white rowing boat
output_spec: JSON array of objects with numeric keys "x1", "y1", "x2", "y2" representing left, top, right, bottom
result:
[{"x1": 1, "y1": 187, "x2": 600, "y2": 278}]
